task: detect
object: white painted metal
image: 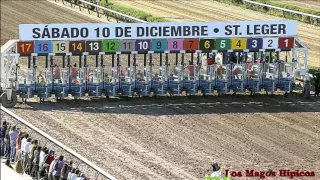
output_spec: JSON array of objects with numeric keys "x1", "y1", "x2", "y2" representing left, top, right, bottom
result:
[{"x1": 243, "y1": 0, "x2": 320, "y2": 19}]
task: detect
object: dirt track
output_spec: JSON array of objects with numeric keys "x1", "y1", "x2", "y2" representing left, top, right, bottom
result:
[
  {"x1": 1, "y1": 1, "x2": 320, "y2": 180},
  {"x1": 113, "y1": 0, "x2": 320, "y2": 67}
]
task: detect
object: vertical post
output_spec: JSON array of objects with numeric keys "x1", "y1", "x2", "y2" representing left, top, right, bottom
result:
[{"x1": 66, "y1": 53, "x2": 72, "y2": 91}]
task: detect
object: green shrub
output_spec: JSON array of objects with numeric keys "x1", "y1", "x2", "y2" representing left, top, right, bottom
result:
[{"x1": 215, "y1": 0, "x2": 320, "y2": 26}]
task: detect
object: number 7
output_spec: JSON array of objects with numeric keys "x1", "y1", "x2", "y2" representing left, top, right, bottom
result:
[
  {"x1": 25, "y1": 43, "x2": 31, "y2": 52},
  {"x1": 189, "y1": 41, "x2": 193, "y2": 48}
]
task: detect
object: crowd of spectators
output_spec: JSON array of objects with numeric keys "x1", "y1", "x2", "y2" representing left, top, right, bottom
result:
[{"x1": 0, "y1": 120, "x2": 89, "y2": 180}]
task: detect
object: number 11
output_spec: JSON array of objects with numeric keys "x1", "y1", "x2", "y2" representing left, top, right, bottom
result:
[{"x1": 123, "y1": 42, "x2": 131, "y2": 49}]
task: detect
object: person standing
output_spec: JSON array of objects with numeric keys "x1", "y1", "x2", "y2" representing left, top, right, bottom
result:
[
  {"x1": 0, "y1": 121, "x2": 8, "y2": 156},
  {"x1": 9, "y1": 125, "x2": 19, "y2": 162},
  {"x1": 52, "y1": 155, "x2": 65, "y2": 180}
]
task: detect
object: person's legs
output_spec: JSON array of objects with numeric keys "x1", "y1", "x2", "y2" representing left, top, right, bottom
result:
[
  {"x1": 0, "y1": 138, "x2": 4, "y2": 156},
  {"x1": 54, "y1": 176, "x2": 60, "y2": 180},
  {"x1": 9, "y1": 144, "x2": 16, "y2": 162}
]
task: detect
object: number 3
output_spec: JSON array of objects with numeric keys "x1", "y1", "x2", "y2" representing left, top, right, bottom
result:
[{"x1": 252, "y1": 40, "x2": 257, "y2": 48}]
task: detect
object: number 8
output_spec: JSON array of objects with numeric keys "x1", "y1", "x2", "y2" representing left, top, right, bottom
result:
[{"x1": 173, "y1": 41, "x2": 178, "y2": 49}]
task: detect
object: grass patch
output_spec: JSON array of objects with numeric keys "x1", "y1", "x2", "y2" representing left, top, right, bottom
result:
[
  {"x1": 215, "y1": 0, "x2": 320, "y2": 26},
  {"x1": 100, "y1": 0, "x2": 168, "y2": 22}
]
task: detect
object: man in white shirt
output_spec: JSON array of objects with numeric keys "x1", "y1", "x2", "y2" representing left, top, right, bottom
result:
[{"x1": 23, "y1": 138, "x2": 32, "y2": 169}]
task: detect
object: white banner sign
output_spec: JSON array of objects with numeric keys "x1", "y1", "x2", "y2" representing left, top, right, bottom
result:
[{"x1": 19, "y1": 20, "x2": 297, "y2": 41}]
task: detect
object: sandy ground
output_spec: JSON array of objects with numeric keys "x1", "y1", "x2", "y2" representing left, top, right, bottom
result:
[
  {"x1": 1, "y1": 1, "x2": 320, "y2": 180},
  {"x1": 277, "y1": 0, "x2": 320, "y2": 11},
  {"x1": 112, "y1": 0, "x2": 320, "y2": 67}
]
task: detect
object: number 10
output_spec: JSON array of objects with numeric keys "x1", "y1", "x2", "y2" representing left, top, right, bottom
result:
[{"x1": 138, "y1": 41, "x2": 148, "y2": 50}]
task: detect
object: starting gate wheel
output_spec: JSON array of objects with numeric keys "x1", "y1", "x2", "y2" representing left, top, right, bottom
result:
[{"x1": 0, "y1": 91, "x2": 18, "y2": 108}]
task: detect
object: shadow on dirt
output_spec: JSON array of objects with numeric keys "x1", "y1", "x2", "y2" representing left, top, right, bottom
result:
[{"x1": 13, "y1": 93, "x2": 320, "y2": 115}]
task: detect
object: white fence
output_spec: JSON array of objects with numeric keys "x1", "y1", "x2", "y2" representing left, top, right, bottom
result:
[
  {"x1": 243, "y1": 0, "x2": 320, "y2": 19},
  {"x1": 0, "y1": 106, "x2": 117, "y2": 180},
  {"x1": 56, "y1": 0, "x2": 148, "y2": 23}
]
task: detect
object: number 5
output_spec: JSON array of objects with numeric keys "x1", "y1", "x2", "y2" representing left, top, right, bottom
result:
[{"x1": 220, "y1": 40, "x2": 226, "y2": 48}]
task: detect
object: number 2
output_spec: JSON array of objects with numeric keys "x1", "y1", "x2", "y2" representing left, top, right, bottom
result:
[
  {"x1": 268, "y1": 39, "x2": 273, "y2": 47},
  {"x1": 252, "y1": 40, "x2": 257, "y2": 48},
  {"x1": 20, "y1": 43, "x2": 31, "y2": 52}
]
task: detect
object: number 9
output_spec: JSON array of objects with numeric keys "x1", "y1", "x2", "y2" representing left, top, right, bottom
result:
[
  {"x1": 157, "y1": 41, "x2": 161, "y2": 49},
  {"x1": 204, "y1": 40, "x2": 210, "y2": 49}
]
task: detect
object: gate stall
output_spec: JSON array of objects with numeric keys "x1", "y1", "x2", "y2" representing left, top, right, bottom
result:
[{"x1": 0, "y1": 20, "x2": 310, "y2": 107}]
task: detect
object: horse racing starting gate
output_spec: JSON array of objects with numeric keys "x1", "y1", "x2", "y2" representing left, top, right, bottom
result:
[{"x1": 0, "y1": 20, "x2": 311, "y2": 107}]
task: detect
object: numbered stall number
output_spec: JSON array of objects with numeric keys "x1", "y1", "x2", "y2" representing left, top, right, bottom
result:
[
  {"x1": 247, "y1": 38, "x2": 263, "y2": 50},
  {"x1": 86, "y1": 41, "x2": 102, "y2": 53},
  {"x1": 231, "y1": 38, "x2": 247, "y2": 50},
  {"x1": 263, "y1": 38, "x2": 279, "y2": 49},
  {"x1": 35, "y1": 41, "x2": 53, "y2": 54},
  {"x1": 215, "y1": 39, "x2": 231, "y2": 50},
  {"x1": 167, "y1": 39, "x2": 183, "y2": 51},
  {"x1": 119, "y1": 40, "x2": 135, "y2": 52},
  {"x1": 69, "y1": 41, "x2": 85, "y2": 53},
  {"x1": 183, "y1": 39, "x2": 199, "y2": 51},
  {"x1": 17, "y1": 42, "x2": 34, "y2": 54},
  {"x1": 278, "y1": 37, "x2": 294, "y2": 49},
  {"x1": 103, "y1": 40, "x2": 119, "y2": 53},
  {"x1": 135, "y1": 40, "x2": 151, "y2": 51},
  {"x1": 52, "y1": 41, "x2": 69, "y2": 53},
  {"x1": 199, "y1": 39, "x2": 215, "y2": 51},
  {"x1": 151, "y1": 39, "x2": 168, "y2": 51}
]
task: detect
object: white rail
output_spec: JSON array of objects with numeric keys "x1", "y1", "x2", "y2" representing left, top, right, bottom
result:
[
  {"x1": 0, "y1": 106, "x2": 117, "y2": 180},
  {"x1": 243, "y1": 0, "x2": 320, "y2": 19},
  {"x1": 58, "y1": 0, "x2": 148, "y2": 23}
]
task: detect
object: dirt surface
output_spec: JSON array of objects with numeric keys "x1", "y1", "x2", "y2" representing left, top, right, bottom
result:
[
  {"x1": 112, "y1": 0, "x2": 320, "y2": 67},
  {"x1": 9, "y1": 96, "x2": 320, "y2": 179},
  {"x1": 277, "y1": 0, "x2": 320, "y2": 11},
  {"x1": 1, "y1": 1, "x2": 320, "y2": 180}
]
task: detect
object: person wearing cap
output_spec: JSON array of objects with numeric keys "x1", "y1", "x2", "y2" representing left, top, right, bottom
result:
[{"x1": 211, "y1": 163, "x2": 222, "y2": 177}]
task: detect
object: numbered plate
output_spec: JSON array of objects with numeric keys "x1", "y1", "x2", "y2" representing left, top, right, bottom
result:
[
  {"x1": 135, "y1": 40, "x2": 151, "y2": 51},
  {"x1": 119, "y1": 40, "x2": 135, "y2": 52},
  {"x1": 69, "y1": 41, "x2": 85, "y2": 53},
  {"x1": 17, "y1": 41, "x2": 34, "y2": 54},
  {"x1": 35, "y1": 41, "x2": 52, "y2": 53},
  {"x1": 215, "y1": 39, "x2": 230, "y2": 50},
  {"x1": 151, "y1": 39, "x2": 167, "y2": 51},
  {"x1": 103, "y1": 40, "x2": 119, "y2": 53},
  {"x1": 247, "y1": 38, "x2": 263, "y2": 50},
  {"x1": 263, "y1": 38, "x2": 278, "y2": 49},
  {"x1": 199, "y1": 39, "x2": 215, "y2": 51},
  {"x1": 278, "y1": 37, "x2": 294, "y2": 49},
  {"x1": 231, "y1": 38, "x2": 247, "y2": 50},
  {"x1": 167, "y1": 39, "x2": 183, "y2": 51},
  {"x1": 52, "y1": 41, "x2": 69, "y2": 53},
  {"x1": 183, "y1": 39, "x2": 199, "y2": 51},
  {"x1": 86, "y1": 41, "x2": 102, "y2": 53}
]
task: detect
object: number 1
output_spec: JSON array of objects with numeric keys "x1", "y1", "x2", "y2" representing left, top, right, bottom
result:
[{"x1": 284, "y1": 39, "x2": 288, "y2": 47}]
